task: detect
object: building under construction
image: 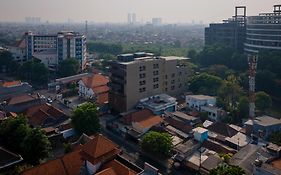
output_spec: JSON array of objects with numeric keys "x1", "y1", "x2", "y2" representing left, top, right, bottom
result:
[{"x1": 205, "y1": 6, "x2": 246, "y2": 52}]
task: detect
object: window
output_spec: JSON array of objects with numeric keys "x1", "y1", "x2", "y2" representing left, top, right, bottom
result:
[
  {"x1": 153, "y1": 70, "x2": 159, "y2": 76},
  {"x1": 178, "y1": 83, "x2": 182, "y2": 88},
  {"x1": 165, "y1": 75, "x2": 168, "y2": 79},
  {"x1": 139, "y1": 80, "x2": 146, "y2": 86},
  {"x1": 153, "y1": 84, "x2": 159, "y2": 89},
  {"x1": 171, "y1": 73, "x2": 175, "y2": 78},
  {"x1": 171, "y1": 85, "x2": 175, "y2": 90},
  {"x1": 139, "y1": 73, "x2": 146, "y2": 79},
  {"x1": 139, "y1": 87, "x2": 146, "y2": 93},
  {"x1": 153, "y1": 64, "x2": 159, "y2": 69},
  {"x1": 153, "y1": 77, "x2": 159, "y2": 82},
  {"x1": 171, "y1": 80, "x2": 175, "y2": 84},
  {"x1": 139, "y1": 65, "x2": 146, "y2": 71}
]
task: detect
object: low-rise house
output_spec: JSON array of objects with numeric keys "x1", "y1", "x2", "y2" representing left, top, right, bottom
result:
[
  {"x1": 201, "y1": 105, "x2": 227, "y2": 122},
  {"x1": 138, "y1": 94, "x2": 177, "y2": 115},
  {"x1": 245, "y1": 116, "x2": 281, "y2": 138},
  {"x1": 22, "y1": 134, "x2": 144, "y2": 175},
  {"x1": 225, "y1": 132, "x2": 251, "y2": 150},
  {"x1": 206, "y1": 122, "x2": 238, "y2": 140},
  {"x1": 0, "y1": 146, "x2": 23, "y2": 170},
  {"x1": 229, "y1": 144, "x2": 274, "y2": 175},
  {"x1": 200, "y1": 155, "x2": 222, "y2": 175},
  {"x1": 25, "y1": 103, "x2": 69, "y2": 128},
  {"x1": 0, "y1": 81, "x2": 32, "y2": 101},
  {"x1": 2, "y1": 94, "x2": 42, "y2": 113},
  {"x1": 186, "y1": 95, "x2": 216, "y2": 111},
  {"x1": 167, "y1": 111, "x2": 200, "y2": 126},
  {"x1": 132, "y1": 115, "x2": 163, "y2": 134},
  {"x1": 78, "y1": 74, "x2": 109, "y2": 105},
  {"x1": 193, "y1": 127, "x2": 208, "y2": 143},
  {"x1": 121, "y1": 109, "x2": 154, "y2": 125}
]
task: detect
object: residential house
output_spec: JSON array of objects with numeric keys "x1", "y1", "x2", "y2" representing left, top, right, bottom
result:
[
  {"x1": 186, "y1": 95, "x2": 216, "y2": 111},
  {"x1": 193, "y1": 127, "x2": 208, "y2": 143},
  {"x1": 132, "y1": 115, "x2": 163, "y2": 134},
  {"x1": 0, "y1": 147, "x2": 23, "y2": 170},
  {"x1": 245, "y1": 116, "x2": 281, "y2": 138},
  {"x1": 138, "y1": 94, "x2": 177, "y2": 115},
  {"x1": 78, "y1": 74, "x2": 109, "y2": 105},
  {"x1": 164, "y1": 117, "x2": 193, "y2": 139},
  {"x1": 201, "y1": 105, "x2": 227, "y2": 121},
  {"x1": 22, "y1": 134, "x2": 144, "y2": 175},
  {"x1": 2, "y1": 94, "x2": 42, "y2": 113},
  {"x1": 167, "y1": 111, "x2": 200, "y2": 126},
  {"x1": 24, "y1": 103, "x2": 69, "y2": 128},
  {"x1": 121, "y1": 109, "x2": 154, "y2": 125},
  {"x1": 0, "y1": 82, "x2": 32, "y2": 101},
  {"x1": 206, "y1": 122, "x2": 238, "y2": 142}
]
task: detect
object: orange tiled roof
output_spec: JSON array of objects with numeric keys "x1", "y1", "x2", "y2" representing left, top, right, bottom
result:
[
  {"x1": 122, "y1": 109, "x2": 155, "y2": 125},
  {"x1": 272, "y1": 159, "x2": 281, "y2": 170},
  {"x1": 22, "y1": 150, "x2": 82, "y2": 175},
  {"x1": 1, "y1": 80, "x2": 21, "y2": 87},
  {"x1": 93, "y1": 85, "x2": 109, "y2": 94},
  {"x1": 80, "y1": 134, "x2": 121, "y2": 164},
  {"x1": 101, "y1": 160, "x2": 137, "y2": 175},
  {"x1": 81, "y1": 74, "x2": 109, "y2": 89},
  {"x1": 96, "y1": 92, "x2": 109, "y2": 105},
  {"x1": 7, "y1": 94, "x2": 36, "y2": 105},
  {"x1": 25, "y1": 103, "x2": 67, "y2": 127},
  {"x1": 135, "y1": 115, "x2": 163, "y2": 129}
]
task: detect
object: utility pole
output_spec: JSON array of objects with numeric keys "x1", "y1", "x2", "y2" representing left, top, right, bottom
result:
[{"x1": 248, "y1": 54, "x2": 258, "y2": 118}]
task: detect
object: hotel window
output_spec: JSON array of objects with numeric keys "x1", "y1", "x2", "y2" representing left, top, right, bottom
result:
[
  {"x1": 153, "y1": 84, "x2": 159, "y2": 89},
  {"x1": 153, "y1": 64, "x2": 159, "y2": 69},
  {"x1": 153, "y1": 77, "x2": 159, "y2": 82},
  {"x1": 153, "y1": 70, "x2": 159, "y2": 76},
  {"x1": 139, "y1": 73, "x2": 146, "y2": 79},
  {"x1": 171, "y1": 85, "x2": 175, "y2": 90}
]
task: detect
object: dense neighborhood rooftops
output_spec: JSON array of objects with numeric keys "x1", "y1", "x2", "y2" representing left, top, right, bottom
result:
[
  {"x1": 0, "y1": 83, "x2": 33, "y2": 101},
  {"x1": 254, "y1": 116, "x2": 281, "y2": 126},
  {"x1": 7, "y1": 94, "x2": 37, "y2": 105},
  {"x1": 121, "y1": 109, "x2": 155, "y2": 125},
  {"x1": 170, "y1": 111, "x2": 197, "y2": 121},
  {"x1": 139, "y1": 94, "x2": 177, "y2": 110},
  {"x1": 186, "y1": 95, "x2": 215, "y2": 100},
  {"x1": 134, "y1": 115, "x2": 163, "y2": 129},
  {"x1": 207, "y1": 122, "x2": 238, "y2": 138},
  {"x1": 0, "y1": 80, "x2": 22, "y2": 88},
  {"x1": 81, "y1": 74, "x2": 109, "y2": 89}
]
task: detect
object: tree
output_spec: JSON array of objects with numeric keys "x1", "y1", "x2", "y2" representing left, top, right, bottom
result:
[
  {"x1": 237, "y1": 96, "x2": 249, "y2": 119},
  {"x1": 0, "y1": 50, "x2": 19, "y2": 73},
  {"x1": 71, "y1": 102, "x2": 100, "y2": 135},
  {"x1": 218, "y1": 75, "x2": 242, "y2": 111},
  {"x1": 0, "y1": 115, "x2": 51, "y2": 165},
  {"x1": 210, "y1": 164, "x2": 245, "y2": 175},
  {"x1": 255, "y1": 91, "x2": 272, "y2": 112},
  {"x1": 18, "y1": 60, "x2": 49, "y2": 86},
  {"x1": 0, "y1": 115, "x2": 30, "y2": 152},
  {"x1": 206, "y1": 65, "x2": 233, "y2": 79},
  {"x1": 141, "y1": 131, "x2": 172, "y2": 158},
  {"x1": 21, "y1": 128, "x2": 51, "y2": 165},
  {"x1": 189, "y1": 73, "x2": 223, "y2": 96},
  {"x1": 58, "y1": 58, "x2": 80, "y2": 77}
]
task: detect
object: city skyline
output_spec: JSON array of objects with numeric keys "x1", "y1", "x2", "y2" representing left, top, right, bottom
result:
[{"x1": 0, "y1": 0, "x2": 280, "y2": 24}]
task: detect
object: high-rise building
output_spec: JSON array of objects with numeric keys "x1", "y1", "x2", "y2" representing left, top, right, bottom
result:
[
  {"x1": 127, "y1": 13, "x2": 132, "y2": 24},
  {"x1": 24, "y1": 31, "x2": 87, "y2": 70},
  {"x1": 244, "y1": 5, "x2": 281, "y2": 54},
  {"x1": 127, "y1": 13, "x2": 136, "y2": 25},
  {"x1": 25, "y1": 17, "x2": 41, "y2": 24},
  {"x1": 152, "y1": 18, "x2": 162, "y2": 26},
  {"x1": 109, "y1": 52, "x2": 191, "y2": 112},
  {"x1": 205, "y1": 6, "x2": 246, "y2": 52}
]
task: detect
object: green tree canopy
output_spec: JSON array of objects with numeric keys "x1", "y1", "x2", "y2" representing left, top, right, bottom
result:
[
  {"x1": 237, "y1": 96, "x2": 249, "y2": 119},
  {"x1": 0, "y1": 115, "x2": 51, "y2": 165},
  {"x1": 58, "y1": 58, "x2": 80, "y2": 77},
  {"x1": 255, "y1": 91, "x2": 272, "y2": 112},
  {"x1": 0, "y1": 50, "x2": 19, "y2": 73},
  {"x1": 21, "y1": 128, "x2": 51, "y2": 165},
  {"x1": 210, "y1": 164, "x2": 245, "y2": 175},
  {"x1": 206, "y1": 65, "x2": 234, "y2": 79},
  {"x1": 18, "y1": 60, "x2": 49, "y2": 86},
  {"x1": 141, "y1": 131, "x2": 172, "y2": 158},
  {"x1": 87, "y1": 42, "x2": 123, "y2": 55},
  {"x1": 71, "y1": 102, "x2": 100, "y2": 135},
  {"x1": 189, "y1": 73, "x2": 223, "y2": 96}
]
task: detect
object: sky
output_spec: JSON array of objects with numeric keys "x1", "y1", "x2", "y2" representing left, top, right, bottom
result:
[{"x1": 0, "y1": 0, "x2": 280, "y2": 24}]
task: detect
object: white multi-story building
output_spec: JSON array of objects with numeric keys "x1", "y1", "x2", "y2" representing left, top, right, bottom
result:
[
  {"x1": 10, "y1": 31, "x2": 87, "y2": 71},
  {"x1": 186, "y1": 95, "x2": 216, "y2": 111}
]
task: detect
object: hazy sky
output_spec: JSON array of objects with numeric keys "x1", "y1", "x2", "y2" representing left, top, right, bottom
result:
[{"x1": 0, "y1": 0, "x2": 280, "y2": 23}]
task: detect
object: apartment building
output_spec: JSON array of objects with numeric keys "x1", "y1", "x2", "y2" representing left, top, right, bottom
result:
[
  {"x1": 11, "y1": 31, "x2": 87, "y2": 70},
  {"x1": 109, "y1": 52, "x2": 191, "y2": 112}
]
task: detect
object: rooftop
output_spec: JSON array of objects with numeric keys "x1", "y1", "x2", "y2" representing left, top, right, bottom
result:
[
  {"x1": 193, "y1": 127, "x2": 208, "y2": 134},
  {"x1": 81, "y1": 73, "x2": 109, "y2": 90},
  {"x1": 186, "y1": 95, "x2": 215, "y2": 100},
  {"x1": 139, "y1": 94, "x2": 176, "y2": 110},
  {"x1": 0, "y1": 147, "x2": 23, "y2": 170},
  {"x1": 170, "y1": 111, "x2": 197, "y2": 121},
  {"x1": 134, "y1": 115, "x2": 163, "y2": 129},
  {"x1": 254, "y1": 116, "x2": 281, "y2": 127}
]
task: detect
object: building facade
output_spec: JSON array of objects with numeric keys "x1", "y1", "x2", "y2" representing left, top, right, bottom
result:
[
  {"x1": 244, "y1": 5, "x2": 281, "y2": 54},
  {"x1": 22, "y1": 31, "x2": 87, "y2": 70},
  {"x1": 205, "y1": 6, "x2": 246, "y2": 52},
  {"x1": 186, "y1": 95, "x2": 216, "y2": 111},
  {"x1": 109, "y1": 52, "x2": 191, "y2": 112}
]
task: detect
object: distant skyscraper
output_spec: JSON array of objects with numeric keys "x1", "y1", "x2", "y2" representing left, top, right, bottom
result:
[
  {"x1": 25, "y1": 17, "x2": 41, "y2": 24},
  {"x1": 127, "y1": 13, "x2": 132, "y2": 24},
  {"x1": 132, "y1": 13, "x2": 136, "y2": 24},
  {"x1": 152, "y1": 18, "x2": 162, "y2": 26}
]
